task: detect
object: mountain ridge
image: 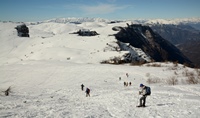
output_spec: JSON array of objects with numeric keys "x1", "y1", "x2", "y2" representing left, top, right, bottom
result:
[
  {"x1": 13, "y1": 17, "x2": 200, "y2": 26},
  {"x1": 114, "y1": 24, "x2": 193, "y2": 66}
]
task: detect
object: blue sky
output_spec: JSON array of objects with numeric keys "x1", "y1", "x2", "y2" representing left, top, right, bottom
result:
[{"x1": 0, "y1": 0, "x2": 200, "y2": 22}]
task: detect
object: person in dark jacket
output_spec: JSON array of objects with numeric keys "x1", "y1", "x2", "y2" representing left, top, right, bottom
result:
[
  {"x1": 86, "y1": 88, "x2": 90, "y2": 97},
  {"x1": 137, "y1": 84, "x2": 147, "y2": 107},
  {"x1": 126, "y1": 73, "x2": 129, "y2": 78},
  {"x1": 124, "y1": 82, "x2": 126, "y2": 87},
  {"x1": 81, "y1": 84, "x2": 84, "y2": 91}
]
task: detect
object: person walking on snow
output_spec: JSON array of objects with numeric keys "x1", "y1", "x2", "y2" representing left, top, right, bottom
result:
[
  {"x1": 124, "y1": 82, "x2": 126, "y2": 86},
  {"x1": 81, "y1": 84, "x2": 84, "y2": 91},
  {"x1": 126, "y1": 73, "x2": 129, "y2": 78},
  {"x1": 86, "y1": 88, "x2": 90, "y2": 97},
  {"x1": 137, "y1": 84, "x2": 147, "y2": 107}
]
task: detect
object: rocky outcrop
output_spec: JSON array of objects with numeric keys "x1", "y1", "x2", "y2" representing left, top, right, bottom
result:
[
  {"x1": 114, "y1": 24, "x2": 193, "y2": 66},
  {"x1": 71, "y1": 29, "x2": 99, "y2": 36},
  {"x1": 15, "y1": 24, "x2": 29, "y2": 37}
]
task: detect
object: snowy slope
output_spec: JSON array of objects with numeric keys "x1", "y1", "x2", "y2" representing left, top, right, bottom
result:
[
  {"x1": 0, "y1": 21, "x2": 127, "y2": 64},
  {"x1": 0, "y1": 21, "x2": 200, "y2": 118}
]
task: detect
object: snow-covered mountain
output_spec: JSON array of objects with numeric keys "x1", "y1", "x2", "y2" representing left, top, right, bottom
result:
[
  {"x1": 0, "y1": 20, "x2": 200, "y2": 118},
  {"x1": 45, "y1": 17, "x2": 110, "y2": 24},
  {"x1": 42, "y1": 17, "x2": 200, "y2": 24},
  {"x1": 142, "y1": 18, "x2": 200, "y2": 25},
  {"x1": 22, "y1": 17, "x2": 200, "y2": 26},
  {"x1": 0, "y1": 21, "x2": 135, "y2": 64},
  {"x1": 32, "y1": 17, "x2": 200, "y2": 32}
]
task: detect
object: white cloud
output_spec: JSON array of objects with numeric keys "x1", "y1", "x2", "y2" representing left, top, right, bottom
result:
[
  {"x1": 79, "y1": 4, "x2": 130, "y2": 15},
  {"x1": 107, "y1": 0, "x2": 117, "y2": 2}
]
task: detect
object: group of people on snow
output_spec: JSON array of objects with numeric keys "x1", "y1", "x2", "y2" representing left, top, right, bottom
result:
[
  {"x1": 124, "y1": 81, "x2": 131, "y2": 86},
  {"x1": 81, "y1": 84, "x2": 90, "y2": 97},
  {"x1": 121, "y1": 73, "x2": 132, "y2": 87},
  {"x1": 81, "y1": 73, "x2": 151, "y2": 107}
]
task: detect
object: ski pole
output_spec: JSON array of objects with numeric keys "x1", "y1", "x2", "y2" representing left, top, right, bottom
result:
[{"x1": 137, "y1": 88, "x2": 140, "y2": 106}]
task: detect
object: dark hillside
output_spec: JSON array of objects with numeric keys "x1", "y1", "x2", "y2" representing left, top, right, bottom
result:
[
  {"x1": 151, "y1": 24, "x2": 200, "y2": 44},
  {"x1": 114, "y1": 24, "x2": 193, "y2": 66},
  {"x1": 177, "y1": 40, "x2": 200, "y2": 68}
]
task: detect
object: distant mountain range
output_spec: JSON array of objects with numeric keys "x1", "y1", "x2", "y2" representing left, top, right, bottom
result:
[
  {"x1": 43, "y1": 17, "x2": 200, "y2": 31},
  {"x1": 150, "y1": 24, "x2": 200, "y2": 44},
  {"x1": 25, "y1": 17, "x2": 200, "y2": 27},
  {"x1": 39, "y1": 17, "x2": 109, "y2": 24},
  {"x1": 149, "y1": 23, "x2": 200, "y2": 67},
  {"x1": 177, "y1": 40, "x2": 200, "y2": 68}
]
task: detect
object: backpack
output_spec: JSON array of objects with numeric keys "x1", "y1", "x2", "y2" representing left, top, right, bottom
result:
[
  {"x1": 86, "y1": 88, "x2": 90, "y2": 93},
  {"x1": 145, "y1": 86, "x2": 151, "y2": 95}
]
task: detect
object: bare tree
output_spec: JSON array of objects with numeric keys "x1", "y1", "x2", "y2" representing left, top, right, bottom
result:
[
  {"x1": 186, "y1": 76, "x2": 198, "y2": 84},
  {"x1": 167, "y1": 76, "x2": 178, "y2": 85}
]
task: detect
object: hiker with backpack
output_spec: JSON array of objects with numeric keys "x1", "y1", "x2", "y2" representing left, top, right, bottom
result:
[
  {"x1": 86, "y1": 88, "x2": 90, "y2": 97},
  {"x1": 137, "y1": 84, "x2": 151, "y2": 107}
]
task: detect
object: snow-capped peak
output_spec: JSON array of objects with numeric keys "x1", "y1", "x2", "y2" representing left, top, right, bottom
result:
[
  {"x1": 43, "y1": 17, "x2": 200, "y2": 25},
  {"x1": 45, "y1": 17, "x2": 110, "y2": 24},
  {"x1": 143, "y1": 18, "x2": 200, "y2": 25}
]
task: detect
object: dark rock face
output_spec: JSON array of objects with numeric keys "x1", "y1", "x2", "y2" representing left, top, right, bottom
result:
[
  {"x1": 15, "y1": 24, "x2": 29, "y2": 37},
  {"x1": 71, "y1": 29, "x2": 99, "y2": 36},
  {"x1": 114, "y1": 24, "x2": 193, "y2": 66}
]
